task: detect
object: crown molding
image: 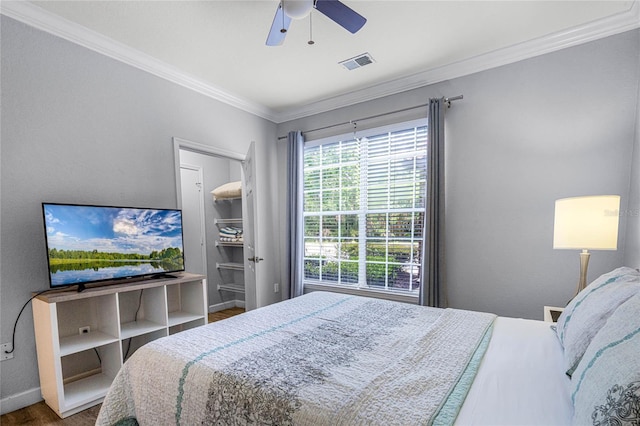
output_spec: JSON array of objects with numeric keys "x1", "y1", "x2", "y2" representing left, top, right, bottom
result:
[
  {"x1": 2, "y1": 1, "x2": 638, "y2": 124},
  {"x1": 0, "y1": 1, "x2": 280, "y2": 122},
  {"x1": 273, "y1": 0, "x2": 640, "y2": 123}
]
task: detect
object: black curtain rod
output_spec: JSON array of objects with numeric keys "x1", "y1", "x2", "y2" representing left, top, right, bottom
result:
[{"x1": 277, "y1": 95, "x2": 463, "y2": 140}]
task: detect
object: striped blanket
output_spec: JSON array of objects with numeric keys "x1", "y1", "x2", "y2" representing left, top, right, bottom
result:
[{"x1": 97, "y1": 292, "x2": 495, "y2": 425}]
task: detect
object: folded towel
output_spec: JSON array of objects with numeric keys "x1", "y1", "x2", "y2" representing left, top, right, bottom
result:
[
  {"x1": 220, "y1": 227, "x2": 242, "y2": 237},
  {"x1": 220, "y1": 236, "x2": 243, "y2": 243}
]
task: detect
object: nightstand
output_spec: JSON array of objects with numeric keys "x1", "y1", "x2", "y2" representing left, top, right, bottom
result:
[{"x1": 544, "y1": 306, "x2": 564, "y2": 323}]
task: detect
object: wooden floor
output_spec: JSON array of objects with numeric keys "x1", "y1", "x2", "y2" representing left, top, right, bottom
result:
[
  {"x1": 0, "y1": 403, "x2": 101, "y2": 426},
  {"x1": 0, "y1": 307, "x2": 245, "y2": 425},
  {"x1": 208, "y1": 306, "x2": 244, "y2": 323}
]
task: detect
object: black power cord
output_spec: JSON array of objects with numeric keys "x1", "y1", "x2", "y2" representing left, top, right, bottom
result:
[
  {"x1": 7, "y1": 289, "x2": 102, "y2": 367},
  {"x1": 4, "y1": 289, "x2": 53, "y2": 355},
  {"x1": 123, "y1": 289, "x2": 144, "y2": 361},
  {"x1": 94, "y1": 348, "x2": 102, "y2": 364}
]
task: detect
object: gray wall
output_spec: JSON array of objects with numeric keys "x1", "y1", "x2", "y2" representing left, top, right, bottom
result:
[
  {"x1": 624, "y1": 74, "x2": 640, "y2": 269},
  {"x1": 0, "y1": 16, "x2": 277, "y2": 409},
  {"x1": 277, "y1": 29, "x2": 640, "y2": 319}
]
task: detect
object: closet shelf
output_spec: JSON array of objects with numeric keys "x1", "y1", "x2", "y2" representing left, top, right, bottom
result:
[
  {"x1": 214, "y1": 196, "x2": 241, "y2": 202},
  {"x1": 216, "y1": 241, "x2": 243, "y2": 248},
  {"x1": 213, "y1": 187, "x2": 244, "y2": 295},
  {"x1": 214, "y1": 218, "x2": 242, "y2": 225},
  {"x1": 217, "y1": 283, "x2": 245, "y2": 293},
  {"x1": 217, "y1": 262, "x2": 244, "y2": 271}
]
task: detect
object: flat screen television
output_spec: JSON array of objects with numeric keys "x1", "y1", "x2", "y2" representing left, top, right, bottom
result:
[{"x1": 42, "y1": 203, "x2": 185, "y2": 291}]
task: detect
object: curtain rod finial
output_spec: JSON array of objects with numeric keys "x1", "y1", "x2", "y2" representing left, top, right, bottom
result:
[{"x1": 444, "y1": 95, "x2": 464, "y2": 108}]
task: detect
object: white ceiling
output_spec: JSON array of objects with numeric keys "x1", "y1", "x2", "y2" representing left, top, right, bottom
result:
[{"x1": 3, "y1": 1, "x2": 639, "y2": 122}]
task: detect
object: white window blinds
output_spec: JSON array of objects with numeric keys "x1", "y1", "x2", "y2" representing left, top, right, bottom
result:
[{"x1": 303, "y1": 121, "x2": 427, "y2": 293}]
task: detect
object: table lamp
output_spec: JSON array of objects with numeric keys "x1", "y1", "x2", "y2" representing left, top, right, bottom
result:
[{"x1": 553, "y1": 195, "x2": 620, "y2": 295}]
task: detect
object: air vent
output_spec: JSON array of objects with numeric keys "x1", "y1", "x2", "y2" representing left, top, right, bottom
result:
[{"x1": 339, "y1": 52, "x2": 375, "y2": 70}]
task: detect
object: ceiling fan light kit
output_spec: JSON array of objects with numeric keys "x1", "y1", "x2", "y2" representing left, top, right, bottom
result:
[
  {"x1": 266, "y1": 0, "x2": 366, "y2": 46},
  {"x1": 283, "y1": 0, "x2": 314, "y2": 19}
]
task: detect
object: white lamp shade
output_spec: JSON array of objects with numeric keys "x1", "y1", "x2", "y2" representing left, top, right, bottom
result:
[
  {"x1": 283, "y1": 0, "x2": 314, "y2": 19},
  {"x1": 553, "y1": 195, "x2": 620, "y2": 250}
]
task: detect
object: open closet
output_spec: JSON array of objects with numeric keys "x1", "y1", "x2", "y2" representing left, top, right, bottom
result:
[{"x1": 178, "y1": 149, "x2": 247, "y2": 311}]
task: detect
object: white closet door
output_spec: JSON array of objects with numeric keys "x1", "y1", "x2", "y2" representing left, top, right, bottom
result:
[
  {"x1": 180, "y1": 165, "x2": 206, "y2": 275},
  {"x1": 242, "y1": 143, "x2": 257, "y2": 311}
]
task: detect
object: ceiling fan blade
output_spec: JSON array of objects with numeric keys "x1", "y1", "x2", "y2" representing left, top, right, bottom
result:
[
  {"x1": 314, "y1": 0, "x2": 366, "y2": 34},
  {"x1": 266, "y1": 3, "x2": 292, "y2": 46}
]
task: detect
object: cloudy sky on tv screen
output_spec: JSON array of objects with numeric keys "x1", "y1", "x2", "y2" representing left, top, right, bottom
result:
[{"x1": 43, "y1": 204, "x2": 184, "y2": 285}]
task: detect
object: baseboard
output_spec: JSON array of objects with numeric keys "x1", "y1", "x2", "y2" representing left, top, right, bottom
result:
[
  {"x1": 0, "y1": 387, "x2": 42, "y2": 415},
  {"x1": 208, "y1": 299, "x2": 244, "y2": 312}
]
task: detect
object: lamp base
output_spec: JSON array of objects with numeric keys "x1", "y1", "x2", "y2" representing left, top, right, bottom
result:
[{"x1": 575, "y1": 249, "x2": 591, "y2": 296}]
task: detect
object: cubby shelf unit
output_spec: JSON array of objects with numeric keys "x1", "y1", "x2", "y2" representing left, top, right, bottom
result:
[{"x1": 32, "y1": 273, "x2": 207, "y2": 418}]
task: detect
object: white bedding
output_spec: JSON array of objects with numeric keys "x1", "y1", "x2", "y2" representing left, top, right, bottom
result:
[
  {"x1": 97, "y1": 293, "x2": 573, "y2": 425},
  {"x1": 98, "y1": 292, "x2": 495, "y2": 425},
  {"x1": 456, "y1": 317, "x2": 573, "y2": 425}
]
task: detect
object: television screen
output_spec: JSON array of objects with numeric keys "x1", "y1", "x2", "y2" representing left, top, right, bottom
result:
[{"x1": 42, "y1": 203, "x2": 185, "y2": 289}]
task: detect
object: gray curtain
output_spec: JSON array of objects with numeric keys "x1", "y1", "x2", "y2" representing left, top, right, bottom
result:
[
  {"x1": 286, "y1": 131, "x2": 305, "y2": 298},
  {"x1": 420, "y1": 98, "x2": 448, "y2": 307}
]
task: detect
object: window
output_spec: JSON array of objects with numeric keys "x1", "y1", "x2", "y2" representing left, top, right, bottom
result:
[{"x1": 303, "y1": 120, "x2": 427, "y2": 294}]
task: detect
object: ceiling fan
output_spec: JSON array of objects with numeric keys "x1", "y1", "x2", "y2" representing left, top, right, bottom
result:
[{"x1": 266, "y1": 0, "x2": 366, "y2": 46}]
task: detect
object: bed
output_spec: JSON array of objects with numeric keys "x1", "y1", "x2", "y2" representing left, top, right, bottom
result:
[{"x1": 96, "y1": 267, "x2": 640, "y2": 426}]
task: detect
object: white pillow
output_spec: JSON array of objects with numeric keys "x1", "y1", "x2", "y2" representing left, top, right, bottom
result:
[
  {"x1": 211, "y1": 181, "x2": 242, "y2": 200},
  {"x1": 554, "y1": 267, "x2": 640, "y2": 376},
  {"x1": 570, "y1": 293, "x2": 640, "y2": 425}
]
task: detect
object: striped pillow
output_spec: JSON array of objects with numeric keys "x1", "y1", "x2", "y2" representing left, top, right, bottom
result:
[
  {"x1": 570, "y1": 293, "x2": 640, "y2": 425},
  {"x1": 554, "y1": 267, "x2": 640, "y2": 376}
]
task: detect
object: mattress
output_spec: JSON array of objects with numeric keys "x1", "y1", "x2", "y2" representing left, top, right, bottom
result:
[{"x1": 456, "y1": 317, "x2": 573, "y2": 425}]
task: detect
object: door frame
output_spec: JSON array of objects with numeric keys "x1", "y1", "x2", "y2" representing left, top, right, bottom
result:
[{"x1": 173, "y1": 138, "x2": 246, "y2": 310}]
